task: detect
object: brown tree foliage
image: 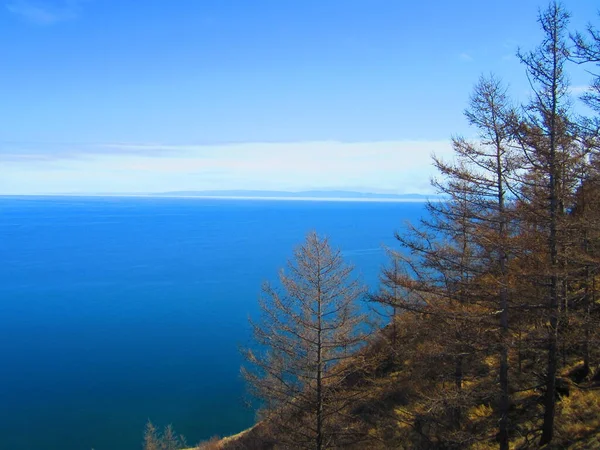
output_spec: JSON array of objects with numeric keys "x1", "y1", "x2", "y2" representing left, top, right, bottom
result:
[
  {"x1": 143, "y1": 421, "x2": 187, "y2": 450},
  {"x1": 242, "y1": 231, "x2": 369, "y2": 450},
  {"x1": 370, "y1": 3, "x2": 600, "y2": 448},
  {"x1": 229, "y1": 3, "x2": 600, "y2": 449}
]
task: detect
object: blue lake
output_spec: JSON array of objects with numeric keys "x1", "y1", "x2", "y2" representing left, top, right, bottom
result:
[{"x1": 0, "y1": 197, "x2": 426, "y2": 450}]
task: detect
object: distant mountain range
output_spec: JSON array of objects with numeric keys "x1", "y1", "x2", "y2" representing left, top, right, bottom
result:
[{"x1": 154, "y1": 190, "x2": 441, "y2": 200}]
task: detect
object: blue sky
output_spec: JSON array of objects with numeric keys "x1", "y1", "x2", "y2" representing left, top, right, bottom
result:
[{"x1": 0, "y1": 0, "x2": 598, "y2": 194}]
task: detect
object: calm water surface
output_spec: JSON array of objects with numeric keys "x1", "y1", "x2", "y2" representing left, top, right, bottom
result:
[{"x1": 0, "y1": 196, "x2": 425, "y2": 450}]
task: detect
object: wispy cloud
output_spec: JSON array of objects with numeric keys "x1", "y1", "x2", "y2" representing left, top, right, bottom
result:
[
  {"x1": 0, "y1": 140, "x2": 454, "y2": 195},
  {"x1": 0, "y1": 140, "x2": 180, "y2": 162},
  {"x1": 6, "y1": 0, "x2": 87, "y2": 25},
  {"x1": 459, "y1": 52, "x2": 474, "y2": 62}
]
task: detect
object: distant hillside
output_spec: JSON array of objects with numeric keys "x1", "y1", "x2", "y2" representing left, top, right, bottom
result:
[{"x1": 154, "y1": 190, "x2": 439, "y2": 200}]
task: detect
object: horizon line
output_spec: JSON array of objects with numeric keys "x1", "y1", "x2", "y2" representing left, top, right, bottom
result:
[{"x1": 0, "y1": 193, "x2": 439, "y2": 203}]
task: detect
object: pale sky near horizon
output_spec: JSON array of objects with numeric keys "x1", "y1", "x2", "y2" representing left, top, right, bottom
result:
[{"x1": 0, "y1": 0, "x2": 598, "y2": 195}]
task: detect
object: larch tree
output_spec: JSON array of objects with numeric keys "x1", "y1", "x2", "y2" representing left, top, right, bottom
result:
[
  {"x1": 572, "y1": 12, "x2": 600, "y2": 378},
  {"x1": 513, "y1": 2, "x2": 585, "y2": 444},
  {"x1": 242, "y1": 231, "x2": 368, "y2": 450},
  {"x1": 569, "y1": 159, "x2": 600, "y2": 377},
  {"x1": 367, "y1": 3, "x2": 599, "y2": 448},
  {"x1": 443, "y1": 74, "x2": 517, "y2": 449},
  {"x1": 142, "y1": 421, "x2": 187, "y2": 450},
  {"x1": 373, "y1": 103, "x2": 515, "y2": 445}
]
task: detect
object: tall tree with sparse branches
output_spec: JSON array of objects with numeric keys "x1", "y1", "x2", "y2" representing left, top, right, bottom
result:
[
  {"x1": 446, "y1": 74, "x2": 517, "y2": 449},
  {"x1": 513, "y1": 2, "x2": 585, "y2": 444},
  {"x1": 242, "y1": 231, "x2": 368, "y2": 450},
  {"x1": 372, "y1": 120, "x2": 516, "y2": 444}
]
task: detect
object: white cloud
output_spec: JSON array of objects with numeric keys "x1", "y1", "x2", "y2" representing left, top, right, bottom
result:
[{"x1": 0, "y1": 140, "x2": 453, "y2": 195}]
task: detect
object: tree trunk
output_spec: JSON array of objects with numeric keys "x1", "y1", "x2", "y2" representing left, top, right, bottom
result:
[
  {"x1": 453, "y1": 354, "x2": 463, "y2": 428},
  {"x1": 540, "y1": 282, "x2": 559, "y2": 445},
  {"x1": 497, "y1": 124, "x2": 509, "y2": 450},
  {"x1": 316, "y1": 273, "x2": 323, "y2": 450},
  {"x1": 541, "y1": 123, "x2": 559, "y2": 446},
  {"x1": 499, "y1": 291, "x2": 509, "y2": 450}
]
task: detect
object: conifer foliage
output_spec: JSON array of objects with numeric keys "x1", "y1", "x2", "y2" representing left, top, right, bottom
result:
[
  {"x1": 220, "y1": 3, "x2": 600, "y2": 449},
  {"x1": 370, "y1": 2, "x2": 600, "y2": 448},
  {"x1": 242, "y1": 231, "x2": 368, "y2": 450}
]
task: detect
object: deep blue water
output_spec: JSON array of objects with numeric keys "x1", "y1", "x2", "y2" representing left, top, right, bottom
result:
[{"x1": 0, "y1": 197, "x2": 425, "y2": 450}]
